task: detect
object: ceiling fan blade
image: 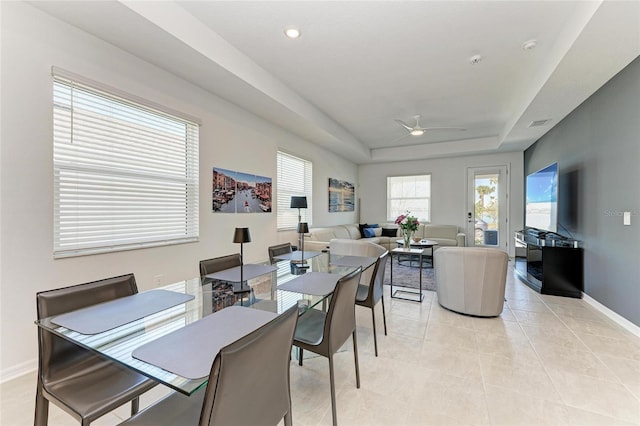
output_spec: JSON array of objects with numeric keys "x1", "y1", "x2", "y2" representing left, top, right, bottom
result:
[
  {"x1": 394, "y1": 119, "x2": 413, "y2": 131},
  {"x1": 419, "y1": 126, "x2": 467, "y2": 131}
]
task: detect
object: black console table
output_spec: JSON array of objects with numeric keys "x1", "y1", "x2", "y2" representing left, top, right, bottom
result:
[{"x1": 514, "y1": 230, "x2": 583, "y2": 298}]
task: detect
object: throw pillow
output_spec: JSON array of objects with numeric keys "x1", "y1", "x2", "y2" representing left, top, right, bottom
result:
[
  {"x1": 381, "y1": 227, "x2": 398, "y2": 237},
  {"x1": 362, "y1": 227, "x2": 376, "y2": 238},
  {"x1": 373, "y1": 228, "x2": 382, "y2": 237},
  {"x1": 358, "y1": 223, "x2": 368, "y2": 237},
  {"x1": 368, "y1": 223, "x2": 380, "y2": 228}
]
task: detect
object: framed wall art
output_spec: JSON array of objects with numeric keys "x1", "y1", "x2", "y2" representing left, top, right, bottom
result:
[
  {"x1": 328, "y1": 178, "x2": 355, "y2": 212},
  {"x1": 213, "y1": 167, "x2": 272, "y2": 213}
]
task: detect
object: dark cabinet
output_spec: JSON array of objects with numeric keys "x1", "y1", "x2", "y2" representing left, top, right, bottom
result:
[{"x1": 514, "y1": 231, "x2": 583, "y2": 298}]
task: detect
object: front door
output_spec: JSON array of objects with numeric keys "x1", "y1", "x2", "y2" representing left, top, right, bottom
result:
[{"x1": 466, "y1": 166, "x2": 509, "y2": 250}]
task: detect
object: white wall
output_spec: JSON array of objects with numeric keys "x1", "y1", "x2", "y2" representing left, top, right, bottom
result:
[
  {"x1": 0, "y1": 2, "x2": 357, "y2": 380},
  {"x1": 358, "y1": 151, "x2": 524, "y2": 254}
]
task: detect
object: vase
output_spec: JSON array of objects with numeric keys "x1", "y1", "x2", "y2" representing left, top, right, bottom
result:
[{"x1": 402, "y1": 230, "x2": 413, "y2": 249}]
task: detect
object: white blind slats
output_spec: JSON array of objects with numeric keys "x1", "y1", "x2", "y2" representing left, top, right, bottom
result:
[
  {"x1": 387, "y1": 174, "x2": 431, "y2": 222},
  {"x1": 277, "y1": 151, "x2": 312, "y2": 230},
  {"x1": 53, "y1": 76, "x2": 199, "y2": 258}
]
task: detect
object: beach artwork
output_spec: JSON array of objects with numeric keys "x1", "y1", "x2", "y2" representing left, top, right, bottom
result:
[
  {"x1": 328, "y1": 178, "x2": 355, "y2": 212},
  {"x1": 212, "y1": 167, "x2": 272, "y2": 213}
]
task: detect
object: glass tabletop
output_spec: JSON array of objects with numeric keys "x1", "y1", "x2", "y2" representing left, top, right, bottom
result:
[{"x1": 35, "y1": 253, "x2": 368, "y2": 396}]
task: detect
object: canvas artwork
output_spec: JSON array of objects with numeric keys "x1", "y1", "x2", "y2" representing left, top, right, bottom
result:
[
  {"x1": 328, "y1": 178, "x2": 355, "y2": 212},
  {"x1": 213, "y1": 167, "x2": 272, "y2": 213}
]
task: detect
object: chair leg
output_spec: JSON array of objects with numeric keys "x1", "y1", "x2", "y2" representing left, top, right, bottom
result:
[
  {"x1": 381, "y1": 296, "x2": 388, "y2": 335},
  {"x1": 328, "y1": 355, "x2": 338, "y2": 426},
  {"x1": 131, "y1": 396, "x2": 140, "y2": 415},
  {"x1": 34, "y1": 383, "x2": 49, "y2": 426},
  {"x1": 352, "y1": 331, "x2": 360, "y2": 389},
  {"x1": 371, "y1": 308, "x2": 378, "y2": 357},
  {"x1": 284, "y1": 411, "x2": 293, "y2": 426},
  {"x1": 298, "y1": 347, "x2": 304, "y2": 366}
]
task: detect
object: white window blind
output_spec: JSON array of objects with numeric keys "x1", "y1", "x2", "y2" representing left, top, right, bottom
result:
[
  {"x1": 53, "y1": 72, "x2": 199, "y2": 258},
  {"x1": 277, "y1": 151, "x2": 312, "y2": 230},
  {"x1": 387, "y1": 174, "x2": 431, "y2": 222}
]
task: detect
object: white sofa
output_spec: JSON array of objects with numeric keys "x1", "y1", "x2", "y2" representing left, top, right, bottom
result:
[{"x1": 303, "y1": 223, "x2": 466, "y2": 252}]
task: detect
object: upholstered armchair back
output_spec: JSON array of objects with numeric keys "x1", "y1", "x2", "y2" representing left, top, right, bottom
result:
[
  {"x1": 434, "y1": 247, "x2": 508, "y2": 316},
  {"x1": 329, "y1": 239, "x2": 386, "y2": 284}
]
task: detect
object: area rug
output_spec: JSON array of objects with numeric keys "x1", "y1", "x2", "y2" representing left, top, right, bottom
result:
[{"x1": 383, "y1": 257, "x2": 436, "y2": 291}]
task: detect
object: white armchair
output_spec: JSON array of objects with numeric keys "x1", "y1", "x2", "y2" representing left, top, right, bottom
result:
[{"x1": 434, "y1": 247, "x2": 508, "y2": 317}]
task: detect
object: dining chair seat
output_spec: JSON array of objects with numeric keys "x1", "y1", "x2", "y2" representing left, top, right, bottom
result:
[
  {"x1": 293, "y1": 309, "x2": 326, "y2": 346},
  {"x1": 42, "y1": 355, "x2": 155, "y2": 422},
  {"x1": 355, "y1": 284, "x2": 369, "y2": 302}
]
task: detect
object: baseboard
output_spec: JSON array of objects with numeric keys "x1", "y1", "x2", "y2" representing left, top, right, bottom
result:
[
  {"x1": 0, "y1": 358, "x2": 37, "y2": 384},
  {"x1": 582, "y1": 292, "x2": 640, "y2": 338}
]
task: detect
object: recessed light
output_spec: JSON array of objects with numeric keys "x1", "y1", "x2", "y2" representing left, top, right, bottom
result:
[
  {"x1": 469, "y1": 54, "x2": 482, "y2": 65},
  {"x1": 522, "y1": 39, "x2": 537, "y2": 51},
  {"x1": 284, "y1": 28, "x2": 301, "y2": 39}
]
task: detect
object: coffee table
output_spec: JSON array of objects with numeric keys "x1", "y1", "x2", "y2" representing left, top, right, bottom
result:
[{"x1": 395, "y1": 239, "x2": 439, "y2": 268}]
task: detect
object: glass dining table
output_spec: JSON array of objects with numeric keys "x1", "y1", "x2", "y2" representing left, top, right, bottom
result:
[{"x1": 35, "y1": 253, "x2": 376, "y2": 396}]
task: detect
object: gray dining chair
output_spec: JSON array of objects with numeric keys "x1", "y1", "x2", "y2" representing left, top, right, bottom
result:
[
  {"x1": 293, "y1": 267, "x2": 362, "y2": 426},
  {"x1": 35, "y1": 274, "x2": 158, "y2": 426},
  {"x1": 199, "y1": 254, "x2": 246, "y2": 308},
  {"x1": 268, "y1": 242, "x2": 293, "y2": 264},
  {"x1": 355, "y1": 250, "x2": 389, "y2": 356},
  {"x1": 118, "y1": 305, "x2": 299, "y2": 426}
]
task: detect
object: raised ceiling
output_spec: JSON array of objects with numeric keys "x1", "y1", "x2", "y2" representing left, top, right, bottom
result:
[{"x1": 31, "y1": 1, "x2": 640, "y2": 164}]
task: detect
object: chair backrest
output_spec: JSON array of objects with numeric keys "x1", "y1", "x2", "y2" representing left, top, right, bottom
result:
[
  {"x1": 199, "y1": 254, "x2": 241, "y2": 278},
  {"x1": 367, "y1": 251, "x2": 389, "y2": 304},
  {"x1": 268, "y1": 243, "x2": 292, "y2": 264},
  {"x1": 199, "y1": 306, "x2": 299, "y2": 426},
  {"x1": 434, "y1": 247, "x2": 508, "y2": 316},
  {"x1": 36, "y1": 274, "x2": 138, "y2": 382},
  {"x1": 324, "y1": 267, "x2": 362, "y2": 353}
]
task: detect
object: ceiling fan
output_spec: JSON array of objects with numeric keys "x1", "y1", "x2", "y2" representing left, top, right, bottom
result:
[{"x1": 394, "y1": 115, "x2": 466, "y2": 141}]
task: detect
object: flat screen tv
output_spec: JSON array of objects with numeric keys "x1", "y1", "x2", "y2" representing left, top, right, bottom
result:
[{"x1": 525, "y1": 162, "x2": 558, "y2": 233}]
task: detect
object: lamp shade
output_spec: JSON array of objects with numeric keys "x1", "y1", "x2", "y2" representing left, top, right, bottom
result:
[
  {"x1": 233, "y1": 227, "x2": 252, "y2": 243},
  {"x1": 297, "y1": 222, "x2": 309, "y2": 234},
  {"x1": 290, "y1": 196, "x2": 308, "y2": 209}
]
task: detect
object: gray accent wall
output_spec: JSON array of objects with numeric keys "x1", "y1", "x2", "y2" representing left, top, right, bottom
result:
[{"x1": 524, "y1": 56, "x2": 640, "y2": 326}]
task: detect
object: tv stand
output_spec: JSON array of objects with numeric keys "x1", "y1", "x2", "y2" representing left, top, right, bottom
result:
[{"x1": 514, "y1": 230, "x2": 583, "y2": 298}]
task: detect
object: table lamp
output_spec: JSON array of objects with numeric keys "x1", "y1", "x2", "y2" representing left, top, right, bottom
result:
[
  {"x1": 297, "y1": 222, "x2": 310, "y2": 269},
  {"x1": 233, "y1": 227, "x2": 252, "y2": 289}
]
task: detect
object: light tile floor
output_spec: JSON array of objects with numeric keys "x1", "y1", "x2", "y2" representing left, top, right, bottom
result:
[{"x1": 2, "y1": 264, "x2": 639, "y2": 425}]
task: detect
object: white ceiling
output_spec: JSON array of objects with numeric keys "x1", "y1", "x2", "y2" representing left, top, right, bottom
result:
[{"x1": 31, "y1": 1, "x2": 640, "y2": 164}]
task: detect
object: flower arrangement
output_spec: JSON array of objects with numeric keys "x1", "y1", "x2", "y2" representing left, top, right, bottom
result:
[
  {"x1": 395, "y1": 211, "x2": 420, "y2": 248},
  {"x1": 394, "y1": 211, "x2": 420, "y2": 233}
]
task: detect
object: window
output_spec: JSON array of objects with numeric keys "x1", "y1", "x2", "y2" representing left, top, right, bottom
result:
[
  {"x1": 387, "y1": 174, "x2": 431, "y2": 222},
  {"x1": 53, "y1": 69, "x2": 199, "y2": 258},
  {"x1": 277, "y1": 151, "x2": 312, "y2": 229}
]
